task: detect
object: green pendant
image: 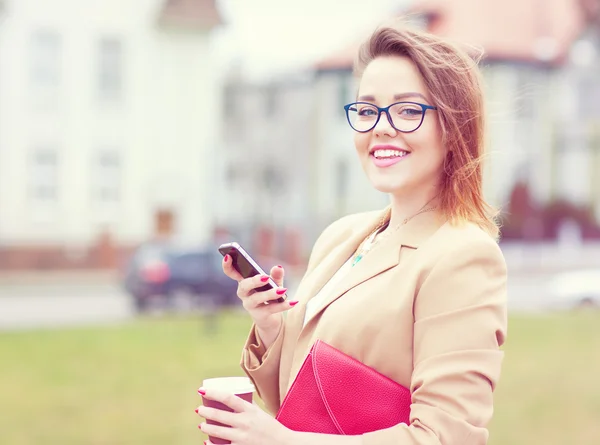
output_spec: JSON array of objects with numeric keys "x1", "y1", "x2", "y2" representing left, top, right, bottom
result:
[{"x1": 352, "y1": 254, "x2": 363, "y2": 267}]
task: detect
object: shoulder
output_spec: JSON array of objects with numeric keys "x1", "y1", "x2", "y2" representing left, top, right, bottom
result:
[
  {"x1": 423, "y1": 220, "x2": 506, "y2": 271},
  {"x1": 414, "y1": 221, "x2": 508, "y2": 320}
]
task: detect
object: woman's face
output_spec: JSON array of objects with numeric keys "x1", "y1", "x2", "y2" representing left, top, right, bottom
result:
[{"x1": 353, "y1": 56, "x2": 445, "y2": 198}]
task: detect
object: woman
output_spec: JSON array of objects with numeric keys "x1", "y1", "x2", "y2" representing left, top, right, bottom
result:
[{"x1": 196, "y1": 23, "x2": 507, "y2": 445}]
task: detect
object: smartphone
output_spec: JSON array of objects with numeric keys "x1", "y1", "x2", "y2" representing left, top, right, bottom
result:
[{"x1": 218, "y1": 242, "x2": 286, "y2": 303}]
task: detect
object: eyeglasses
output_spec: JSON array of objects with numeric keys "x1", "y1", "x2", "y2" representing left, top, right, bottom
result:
[{"x1": 343, "y1": 101, "x2": 438, "y2": 133}]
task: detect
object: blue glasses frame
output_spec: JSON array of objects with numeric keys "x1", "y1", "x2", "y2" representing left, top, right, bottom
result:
[{"x1": 343, "y1": 101, "x2": 438, "y2": 133}]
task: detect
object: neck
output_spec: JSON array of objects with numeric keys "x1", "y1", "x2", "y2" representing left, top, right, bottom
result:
[{"x1": 387, "y1": 187, "x2": 441, "y2": 229}]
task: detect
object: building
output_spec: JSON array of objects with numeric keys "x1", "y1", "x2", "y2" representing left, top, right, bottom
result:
[
  {"x1": 216, "y1": 70, "x2": 316, "y2": 264},
  {"x1": 0, "y1": 0, "x2": 222, "y2": 269}
]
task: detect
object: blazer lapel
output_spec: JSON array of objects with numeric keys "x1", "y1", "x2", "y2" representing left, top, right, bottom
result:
[
  {"x1": 301, "y1": 229, "x2": 402, "y2": 330},
  {"x1": 284, "y1": 210, "x2": 386, "y2": 338},
  {"x1": 299, "y1": 209, "x2": 447, "y2": 331},
  {"x1": 279, "y1": 209, "x2": 387, "y2": 392}
]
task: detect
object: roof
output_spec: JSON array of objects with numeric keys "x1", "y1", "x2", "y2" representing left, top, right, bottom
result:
[
  {"x1": 315, "y1": 39, "x2": 363, "y2": 71},
  {"x1": 579, "y1": 0, "x2": 600, "y2": 26},
  {"x1": 158, "y1": 0, "x2": 222, "y2": 30},
  {"x1": 316, "y1": 0, "x2": 587, "y2": 71}
]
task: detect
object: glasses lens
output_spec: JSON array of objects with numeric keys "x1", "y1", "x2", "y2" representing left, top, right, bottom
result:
[
  {"x1": 389, "y1": 102, "x2": 425, "y2": 132},
  {"x1": 346, "y1": 103, "x2": 379, "y2": 132}
]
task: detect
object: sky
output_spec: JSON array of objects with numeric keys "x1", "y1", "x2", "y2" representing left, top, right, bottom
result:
[{"x1": 212, "y1": 0, "x2": 412, "y2": 79}]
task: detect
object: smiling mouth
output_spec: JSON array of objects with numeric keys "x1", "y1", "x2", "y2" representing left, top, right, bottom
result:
[{"x1": 371, "y1": 148, "x2": 410, "y2": 159}]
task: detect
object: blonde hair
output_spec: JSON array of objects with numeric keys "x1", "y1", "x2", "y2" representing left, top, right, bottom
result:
[{"x1": 355, "y1": 23, "x2": 500, "y2": 240}]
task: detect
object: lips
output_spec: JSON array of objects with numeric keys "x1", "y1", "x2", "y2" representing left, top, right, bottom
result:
[
  {"x1": 369, "y1": 145, "x2": 411, "y2": 168},
  {"x1": 372, "y1": 149, "x2": 409, "y2": 159},
  {"x1": 369, "y1": 145, "x2": 410, "y2": 158}
]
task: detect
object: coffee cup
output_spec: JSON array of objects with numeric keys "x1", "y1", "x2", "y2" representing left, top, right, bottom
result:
[{"x1": 201, "y1": 376, "x2": 255, "y2": 445}]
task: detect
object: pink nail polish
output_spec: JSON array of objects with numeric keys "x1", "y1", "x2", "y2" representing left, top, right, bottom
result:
[
  {"x1": 277, "y1": 265, "x2": 283, "y2": 268},
  {"x1": 289, "y1": 300, "x2": 299, "y2": 307},
  {"x1": 194, "y1": 408, "x2": 198, "y2": 414},
  {"x1": 198, "y1": 389, "x2": 206, "y2": 396},
  {"x1": 223, "y1": 254, "x2": 230, "y2": 263},
  {"x1": 260, "y1": 276, "x2": 269, "y2": 283},
  {"x1": 276, "y1": 288, "x2": 287, "y2": 295}
]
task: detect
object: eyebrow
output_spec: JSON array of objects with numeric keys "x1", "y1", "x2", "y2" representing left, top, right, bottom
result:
[{"x1": 357, "y1": 92, "x2": 429, "y2": 102}]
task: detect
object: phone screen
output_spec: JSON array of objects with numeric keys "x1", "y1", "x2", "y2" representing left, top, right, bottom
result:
[
  {"x1": 218, "y1": 243, "x2": 284, "y2": 301},
  {"x1": 229, "y1": 250, "x2": 262, "y2": 279}
]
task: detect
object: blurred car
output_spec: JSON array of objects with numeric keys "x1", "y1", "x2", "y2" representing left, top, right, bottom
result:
[
  {"x1": 545, "y1": 269, "x2": 600, "y2": 310},
  {"x1": 122, "y1": 242, "x2": 239, "y2": 312}
]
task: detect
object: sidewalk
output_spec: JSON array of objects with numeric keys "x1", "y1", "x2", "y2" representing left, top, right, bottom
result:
[
  {"x1": 0, "y1": 267, "x2": 307, "y2": 288},
  {"x1": 501, "y1": 241, "x2": 600, "y2": 276},
  {"x1": 0, "y1": 270, "x2": 121, "y2": 286}
]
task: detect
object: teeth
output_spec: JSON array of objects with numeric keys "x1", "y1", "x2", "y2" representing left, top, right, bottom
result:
[{"x1": 373, "y1": 149, "x2": 408, "y2": 159}]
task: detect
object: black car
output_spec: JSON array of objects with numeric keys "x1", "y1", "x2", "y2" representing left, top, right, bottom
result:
[{"x1": 123, "y1": 242, "x2": 239, "y2": 312}]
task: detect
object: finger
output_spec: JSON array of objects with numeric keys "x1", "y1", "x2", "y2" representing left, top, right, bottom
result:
[
  {"x1": 247, "y1": 287, "x2": 287, "y2": 307},
  {"x1": 198, "y1": 388, "x2": 250, "y2": 413},
  {"x1": 222, "y1": 255, "x2": 243, "y2": 281},
  {"x1": 269, "y1": 265, "x2": 285, "y2": 287},
  {"x1": 196, "y1": 405, "x2": 238, "y2": 428},
  {"x1": 245, "y1": 298, "x2": 298, "y2": 314},
  {"x1": 238, "y1": 274, "x2": 272, "y2": 297},
  {"x1": 198, "y1": 423, "x2": 236, "y2": 442},
  {"x1": 265, "y1": 300, "x2": 299, "y2": 313}
]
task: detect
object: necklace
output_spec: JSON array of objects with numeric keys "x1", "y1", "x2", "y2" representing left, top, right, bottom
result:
[{"x1": 351, "y1": 199, "x2": 438, "y2": 267}]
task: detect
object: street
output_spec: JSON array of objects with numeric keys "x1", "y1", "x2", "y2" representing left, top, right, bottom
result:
[
  {"x1": 0, "y1": 268, "x2": 559, "y2": 331},
  {"x1": 506, "y1": 272, "x2": 553, "y2": 312},
  {"x1": 0, "y1": 280, "x2": 133, "y2": 330}
]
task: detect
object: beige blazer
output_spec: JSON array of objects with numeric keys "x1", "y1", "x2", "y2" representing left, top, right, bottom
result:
[{"x1": 240, "y1": 208, "x2": 507, "y2": 445}]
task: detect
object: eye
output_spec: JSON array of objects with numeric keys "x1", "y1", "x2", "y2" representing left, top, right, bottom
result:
[
  {"x1": 395, "y1": 105, "x2": 424, "y2": 118},
  {"x1": 357, "y1": 107, "x2": 378, "y2": 117}
]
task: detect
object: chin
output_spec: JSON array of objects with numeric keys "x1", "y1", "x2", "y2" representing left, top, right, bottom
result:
[{"x1": 367, "y1": 178, "x2": 407, "y2": 195}]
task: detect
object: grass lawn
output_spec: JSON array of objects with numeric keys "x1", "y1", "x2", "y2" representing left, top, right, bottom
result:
[{"x1": 0, "y1": 310, "x2": 599, "y2": 445}]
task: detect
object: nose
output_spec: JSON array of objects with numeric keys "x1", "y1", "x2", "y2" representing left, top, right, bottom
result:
[{"x1": 373, "y1": 110, "x2": 397, "y2": 137}]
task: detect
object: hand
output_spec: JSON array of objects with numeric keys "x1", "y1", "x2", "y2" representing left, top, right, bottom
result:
[
  {"x1": 222, "y1": 256, "x2": 298, "y2": 333},
  {"x1": 196, "y1": 386, "x2": 297, "y2": 445}
]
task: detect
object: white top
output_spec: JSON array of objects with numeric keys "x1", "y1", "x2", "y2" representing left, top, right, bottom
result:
[{"x1": 302, "y1": 230, "x2": 379, "y2": 327}]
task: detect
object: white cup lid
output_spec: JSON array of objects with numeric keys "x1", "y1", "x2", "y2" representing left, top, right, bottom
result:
[{"x1": 202, "y1": 376, "x2": 255, "y2": 394}]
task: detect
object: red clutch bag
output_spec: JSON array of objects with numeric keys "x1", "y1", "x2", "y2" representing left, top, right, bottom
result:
[{"x1": 275, "y1": 340, "x2": 411, "y2": 435}]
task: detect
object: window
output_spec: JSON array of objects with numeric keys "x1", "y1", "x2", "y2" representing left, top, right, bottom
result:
[
  {"x1": 30, "y1": 148, "x2": 59, "y2": 201},
  {"x1": 223, "y1": 85, "x2": 236, "y2": 120},
  {"x1": 335, "y1": 157, "x2": 348, "y2": 216},
  {"x1": 30, "y1": 30, "x2": 61, "y2": 90},
  {"x1": 579, "y1": 73, "x2": 600, "y2": 119},
  {"x1": 93, "y1": 150, "x2": 121, "y2": 202},
  {"x1": 338, "y1": 76, "x2": 349, "y2": 117},
  {"x1": 155, "y1": 209, "x2": 175, "y2": 236},
  {"x1": 515, "y1": 67, "x2": 539, "y2": 121},
  {"x1": 98, "y1": 37, "x2": 123, "y2": 100},
  {"x1": 264, "y1": 85, "x2": 277, "y2": 117}
]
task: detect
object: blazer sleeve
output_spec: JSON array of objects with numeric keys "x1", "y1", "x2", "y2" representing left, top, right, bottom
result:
[
  {"x1": 362, "y1": 236, "x2": 508, "y2": 445},
  {"x1": 240, "y1": 216, "x2": 351, "y2": 414},
  {"x1": 240, "y1": 320, "x2": 285, "y2": 415}
]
